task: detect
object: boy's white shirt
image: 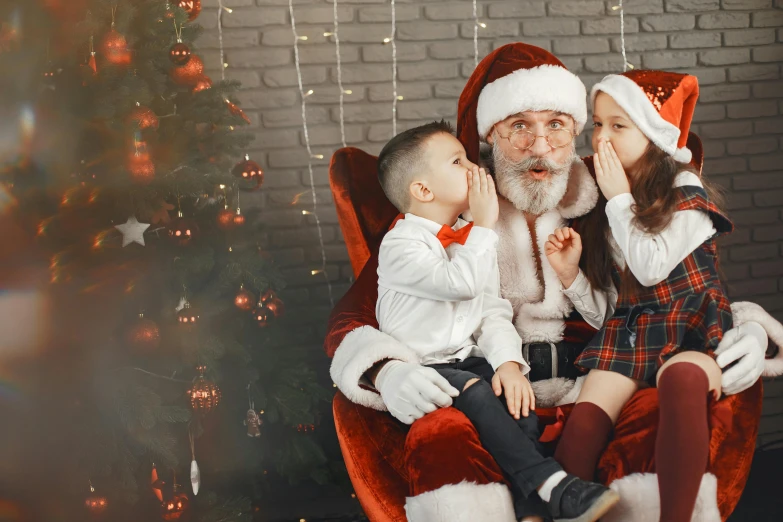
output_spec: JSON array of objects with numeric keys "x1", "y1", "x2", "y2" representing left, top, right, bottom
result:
[
  {"x1": 563, "y1": 171, "x2": 717, "y2": 328},
  {"x1": 376, "y1": 213, "x2": 529, "y2": 374}
]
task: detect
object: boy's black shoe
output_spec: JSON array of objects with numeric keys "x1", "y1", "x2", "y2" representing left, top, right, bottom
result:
[{"x1": 546, "y1": 474, "x2": 619, "y2": 522}]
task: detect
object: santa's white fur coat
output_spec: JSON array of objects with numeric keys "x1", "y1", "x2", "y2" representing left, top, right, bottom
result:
[{"x1": 330, "y1": 158, "x2": 783, "y2": 522}]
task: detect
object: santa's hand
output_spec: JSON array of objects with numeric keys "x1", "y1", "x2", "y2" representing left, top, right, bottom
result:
[
  {"x1": 716, "y1": 322, "x2": 767, "y2": 395},
  {"x1": 545, "y1": 227, "x2": 582, "y2": 288},
  {"x1": 375, "y1": 360, "x2": 460, "y2": 424}
]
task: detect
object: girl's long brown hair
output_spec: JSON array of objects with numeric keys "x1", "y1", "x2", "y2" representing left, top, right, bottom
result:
[{"x1": 579, "y1": 142, "x2": 725, "y2": 294}]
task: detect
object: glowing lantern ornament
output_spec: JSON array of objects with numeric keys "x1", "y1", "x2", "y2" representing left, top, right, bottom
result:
[
  {"x1": 188, "y1": 365, "x2": 221, "y2": 413},
  {"x1": 234, "y1": 284, "x2": 255, "y2": 311},
  {"x1": 169, "y1": 42, "x2": 191, "y2": 66},
  {"x1": 232, "y1": 154, "x2": 263, "y2": 187},
  {"x1": 177, "y1": 299, "x2": 199, "y2": 327},
  {"x1": 85, "y1": 481, "x2": 108, "y2": 515},
  {"x1": 168, "y1": 211, "x2": 198, "y2": 245}
]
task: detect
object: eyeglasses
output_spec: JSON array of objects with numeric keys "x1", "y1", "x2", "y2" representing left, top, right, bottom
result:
[{"x1": 494, "y1": 128, "x2": 575, "y2": 151}]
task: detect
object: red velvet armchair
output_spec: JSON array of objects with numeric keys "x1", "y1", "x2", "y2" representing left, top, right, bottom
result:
[{"x1": 325, "y1": 147, "x2": 764, "y2": 522}]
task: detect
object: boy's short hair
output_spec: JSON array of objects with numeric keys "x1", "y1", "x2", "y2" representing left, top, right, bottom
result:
[{"x1": 378, "y1": 120, "x2": 455, "y2": 213}]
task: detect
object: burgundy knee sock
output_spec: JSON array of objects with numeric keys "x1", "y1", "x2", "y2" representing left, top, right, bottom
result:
[
  {"x1": 554, "y1": 402, "x2": 613, "y2": 481},
  {"x1": 656, "y1": 363, "x2": 711, "y2": 522}
]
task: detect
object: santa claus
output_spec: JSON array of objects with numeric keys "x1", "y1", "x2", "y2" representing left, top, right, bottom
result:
[{"x1": 326, "y1": 43, "x2": 781, "y2": 521}]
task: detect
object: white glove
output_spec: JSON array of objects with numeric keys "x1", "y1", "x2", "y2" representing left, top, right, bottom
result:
[
  {"x1": 375, "y1": 360, "x2": 460, "y2": 424},
  {"x1": 716, "y1": 321, "x2": 767, "y2": 396}
]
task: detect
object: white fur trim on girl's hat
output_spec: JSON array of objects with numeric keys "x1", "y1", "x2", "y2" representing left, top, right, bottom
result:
[
  {"x1": 591, "y1": 73, "x2": 695, "y2": 163},
  {"x1": 477, "y1": 64, "x2": 587, "y2": 140}
]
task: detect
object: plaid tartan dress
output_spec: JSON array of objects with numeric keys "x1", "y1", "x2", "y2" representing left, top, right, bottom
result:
[{"x1": 576, "y1": 186, "x2": 734, "y2": 383}]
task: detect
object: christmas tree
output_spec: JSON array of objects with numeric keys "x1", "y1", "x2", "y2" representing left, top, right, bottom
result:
[{"x1": 0, "y1": 1, "x2": 338, "y2": 520}]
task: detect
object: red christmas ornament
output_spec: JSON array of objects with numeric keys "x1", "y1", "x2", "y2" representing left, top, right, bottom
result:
[
  {"x1": 188, "y1": 366, "x2": 221, "y2": 413},
  {"x1": 126, "y1": 313, "x2": 160, "y2": 352},
  {"x1": 170, "y1": 55, "x2": 203, "y2": 86},
  {"x1": 251, "y1": 304, "x2": 272, "y2": 328},
  {"x1": 192, "y1": 75, "x2": 212, "y2": 93},
  {"x1": 128, "y1": 154, "x2": 155, "y2": 184},
  {"x1": 177, "y1": 300, "x2": 199, "y2": 327},
  {"x1": 151, "y1": 463, "x2": 164, "y2": 502},
  {"x1": 85, "y1": 494, "x2": 108, "y2": 514},
  {"x1": 127, "y1": 104, "x2": 159, "y2": 130},
  {"x1": 173, "y1": 0, "x2": 201, "y2": 21},
  {"x1": 234, "y1": 285, "x2": 255, "y2": 311},
  {"x1": 169, "y1": 42, "x2": 191, "y2": 66},
  {"x1": 168, "y1": 211, "x2": 199, "y2": 245},
  {"x1": 259, "y1": 289, "x2": 285, "y2": 319},
  {"x1": 226, "y1": 99, "x2": 251, "y2": 124},
  {"x1": 101, "y1": 29, "x2": 131, "y2": 66},
  {"x1": 161, "y1": 491, "x2": 189, "y2": 520},
  {"x1": 232, "y1": 154, "x2": 263, "y2": 186},
  {"x1": 217, "y1": 207, "x2": 234, "y2": 229}
]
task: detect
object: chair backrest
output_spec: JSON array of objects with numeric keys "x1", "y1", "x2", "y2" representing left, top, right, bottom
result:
[{"x1": 329, "y1": 147, "x2": 399, "y2": 277}]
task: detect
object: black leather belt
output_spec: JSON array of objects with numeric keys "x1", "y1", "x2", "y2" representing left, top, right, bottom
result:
[{"x1": 523, "y1": 342, "x2": 585, "y2": 382}]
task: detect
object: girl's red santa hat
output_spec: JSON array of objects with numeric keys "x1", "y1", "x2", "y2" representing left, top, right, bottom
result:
[
  {"x1": 591, "y1": 70, "x2": 699, "y2": 163},
  {"x1": 457, "y1": 43, "x2": 588, "y2": 164}
]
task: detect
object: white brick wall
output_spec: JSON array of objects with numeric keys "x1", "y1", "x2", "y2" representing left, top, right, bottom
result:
[{"x1": 200, "y1": 0, "x2": 783, "y2": 444}]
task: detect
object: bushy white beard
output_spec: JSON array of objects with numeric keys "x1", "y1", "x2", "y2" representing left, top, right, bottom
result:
[{"x1": 492, "y1": 142, "x2": 576, "y2": 215}]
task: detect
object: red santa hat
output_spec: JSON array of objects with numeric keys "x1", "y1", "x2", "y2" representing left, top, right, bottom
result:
[
  {"x1": 590, "y1": 70, "x2": 699, "y2": 163},
  {"x1": 457, "y1": 43, "x2": 587, "y2": 164}
]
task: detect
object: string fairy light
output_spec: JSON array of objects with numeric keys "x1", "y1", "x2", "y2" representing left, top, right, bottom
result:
[
  {"x1": 612, "y1": 1, "x2": 634, "y2": 71},
  {"x1": 332, "y1": 0, "x2": 347, "y2": 148},
  {"x1": 289, "y1": 0, "x2": 334, "y2": 306},
  {"x1": 217, "y1": 0, "x2": 228, "y2": 79},
  {"x1": 472, "y1": 0, "x2": 479, "y2": 67},
  {"x1": 390, "y1": 0, "x2": 398, "y2": 135}
]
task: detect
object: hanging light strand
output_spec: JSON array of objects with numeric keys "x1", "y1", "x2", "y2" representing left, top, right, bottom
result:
[
  {"x1": 472, "y1": 0, "x2": 479, "y2": 68},
  {"x1": 333, "y1": 1, "x2": 347, "y2": 148},
  {"x1": 289, "y1": 0, "x2": 334, "y2": 306},
  {"x1": 613, "y1": 1, "x2": 634, "y2": 71},
  {"x1": 217, "y1": 0, "x2": 228, "y2": 79},
  {"x1": 390, "y1": 0, "x2": 398, "y2": 135}
]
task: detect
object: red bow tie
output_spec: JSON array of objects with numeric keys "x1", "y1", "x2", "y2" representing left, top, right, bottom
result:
[
  {"x1": 388, "y1": 214, "x2": 473, "y2": 248},
  {"x1": 437, "y1": 223, "x2": 474, "y2": 248}
]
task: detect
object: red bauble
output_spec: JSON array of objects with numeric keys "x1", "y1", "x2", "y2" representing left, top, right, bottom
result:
[
  {"x1": 192, "y1": 75, "x2": 212, "y2": 93},
  {"x1": 177, "y1": 301, "x2": 199, "y2": 327},
  {"x1": 188, "y1": 366, "x2": 221, "y2": 413},
  {"x1": 126, "y1": 314, "x2": 160, "y2": 352},
  {"x1": 174, "y1": 0, "x2": 201, "y2": 21},
  {"x1": 226, "y1": 100, "x2": 251, "y2": 124},
  {"x1": 167, "y1": 212, "x2": 199, "y2": 245},
  {"x1": 170, "y1": 55, "x2": 203, "y2": 86},
  {"x1": 161, "y1": 492, "x2": 189, "y2": 520},
  {"x1": 169, "y1": 42, "x2": 191, "y2": 66},
  {"x1": 127, "y1": 153, "x2": 156, "y2": 184},
  {"x1": 101, "y1": 29, "x2": 132, "y2": 66},
  {"x1": 232, "y1": 210, "x2": 246, "y2": 226},
  {"x1": 217, "y1": 207, "x2": 234, "y2": 229},
  {"x1": 127, "y1": 104, "x2": 159, "y2": 130},
  {"x1": 251, "y1": 305, "x2": 272, "y2": 328},
  {"x1": 234, "y1": 285, "x2": 255, "y2": 311},
  {"x1": 232, "y1": 154, "x2": 263, "y2": 186},
  {"x1": 259, "y1": 289, "x2": 285, "y2": 319}
]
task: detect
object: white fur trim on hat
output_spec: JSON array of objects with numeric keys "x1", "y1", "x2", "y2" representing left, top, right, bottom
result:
[
  {"x1": 477, "y1": 64, "x2": 588, "y2": 139},
  {"x1": 591, "y1": 74, "x2": 692, "y2": 162}
]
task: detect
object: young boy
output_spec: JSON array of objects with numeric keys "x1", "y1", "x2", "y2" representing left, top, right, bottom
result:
[{"x1": 373, "y1": 121, "x2": 619, "y2": 522}]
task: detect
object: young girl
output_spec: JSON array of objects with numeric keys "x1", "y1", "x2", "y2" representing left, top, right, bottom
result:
[{"x1": 544, "y1": 70, "x2": 739, "y2": 522}]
